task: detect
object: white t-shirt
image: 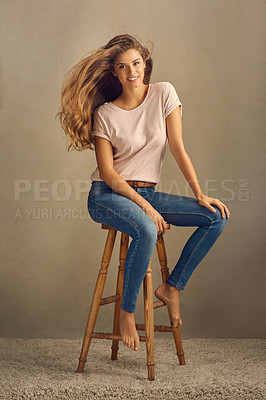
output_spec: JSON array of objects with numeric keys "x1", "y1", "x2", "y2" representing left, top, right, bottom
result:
[{"x1": 90, "y1": 81, "x2": 182, "y2": 183}]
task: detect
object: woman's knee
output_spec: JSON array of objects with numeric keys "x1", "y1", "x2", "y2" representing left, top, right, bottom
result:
[
  {"x1": 210, "y1": 205, "x2": 229, "y2": 231},
  {"x1": 135, "y1": 219, "x2": 158, "y2": 243}
]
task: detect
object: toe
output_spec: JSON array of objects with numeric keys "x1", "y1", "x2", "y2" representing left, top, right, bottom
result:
[
  {"x1": 135, "y1": 334, "x2": 140, "y2": 350},
  {"x1": 171, "y1": 320, "x2": 181, "y2": 329}
]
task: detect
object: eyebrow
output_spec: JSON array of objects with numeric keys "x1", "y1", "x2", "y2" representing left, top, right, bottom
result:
[{"x1": 116, "y1": 58, "x2": 141, "y2": 66}]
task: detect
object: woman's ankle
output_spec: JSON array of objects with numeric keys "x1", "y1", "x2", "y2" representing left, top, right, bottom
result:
[
  {"x1": 166, "y1": 282, "x2": 181, "y2": 292},
  {"x1": 120, "y1": 308, "x2": 134, "y2": 316}
]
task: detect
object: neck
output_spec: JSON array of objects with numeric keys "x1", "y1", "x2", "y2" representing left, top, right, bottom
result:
[{"x1": 120, "y1": 83, "x2": 149, "y2": 106}]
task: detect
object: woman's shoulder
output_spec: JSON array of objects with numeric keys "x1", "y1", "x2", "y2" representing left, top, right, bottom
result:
[
  {"x1": 152, "y1": 81, "x2": 176, "y2": 94},
  {"x1": 93, "y1": 102, "x2": 110, "y2": 118},
  {"x1": 152, "y1": 81, "x2": 173, "y2": 87}
]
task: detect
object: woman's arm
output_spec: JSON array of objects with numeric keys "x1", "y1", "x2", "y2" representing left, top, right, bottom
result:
[
  {"x1": 94, "y1": 136, "x2": 169, "y2": 233},
  {"x1": 166, "y1": 106, "x2": 230, "y2": 219}
]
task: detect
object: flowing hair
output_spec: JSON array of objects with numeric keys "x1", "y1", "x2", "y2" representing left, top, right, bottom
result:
[{"x1": 56, "y1": 34, "x2": 154, "y2": 152}]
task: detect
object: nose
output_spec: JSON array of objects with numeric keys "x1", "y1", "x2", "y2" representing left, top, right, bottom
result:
[{"x1": 128, "y1": 64, "x2": 136, "y2": 74}]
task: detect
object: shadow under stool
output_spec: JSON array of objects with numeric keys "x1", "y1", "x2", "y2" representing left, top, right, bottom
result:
[{"x1": 77, "y1": 223, "x2": 185, "y2": 381}]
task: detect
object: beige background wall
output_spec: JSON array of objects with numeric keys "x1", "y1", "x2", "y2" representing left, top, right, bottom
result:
[{"x1": 1, "y1": 0, "x2": 265, "y2": 339}]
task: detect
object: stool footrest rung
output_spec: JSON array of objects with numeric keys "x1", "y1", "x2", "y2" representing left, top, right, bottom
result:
[
  {"x1": 91, "y1": 332, "x2": 146, "y2": 342},
  {"x1": 136, "y1": 323, "x2": 174, "y2": 333},
  {"x1": 153, "y1": 300, "x2": 167, "y2": 309},
  {"x1": 100, "y1": 294, "x2": 121, "y2": 305}
]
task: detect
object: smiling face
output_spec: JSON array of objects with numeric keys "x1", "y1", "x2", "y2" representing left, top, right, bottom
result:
[{"x1": 112, "y1": 48, "x2": 146, "y2": 88}]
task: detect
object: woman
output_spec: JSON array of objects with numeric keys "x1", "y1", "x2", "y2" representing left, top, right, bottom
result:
[{"x1": 57, "y1": 34, "x2": 230, "y2": 354}]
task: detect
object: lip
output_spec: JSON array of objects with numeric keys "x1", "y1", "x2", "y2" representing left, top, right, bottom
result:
[{"x1": 128, "y1": 76, "x2": 138, "y2": 81}]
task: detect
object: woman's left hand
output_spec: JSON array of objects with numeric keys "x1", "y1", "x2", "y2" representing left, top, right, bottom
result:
[{"x1": 197, "y1": 194, "x2": 230, "y2": 219}]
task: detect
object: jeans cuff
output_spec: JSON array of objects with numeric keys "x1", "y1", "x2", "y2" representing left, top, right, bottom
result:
[
  {"x1": 166, "y1": 278, "x2": 184, "y2": 290},
  {"x1": 120, "y1": 304, "x2": 136, "y2": 313}
]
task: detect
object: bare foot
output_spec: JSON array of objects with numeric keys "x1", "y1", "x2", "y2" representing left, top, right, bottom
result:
[
  {"x1": 154, "y1": 282, "x2": 182, "y2": 328},
  {"x1": 119, "y1": 308, "x2": 140, "y2": 351}
]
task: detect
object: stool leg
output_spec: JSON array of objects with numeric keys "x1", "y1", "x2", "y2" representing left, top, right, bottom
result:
[
  {"x1": 143, "y1": 259, "x2": 155, "y2": 381},
  {"x1": 156, "y1": 234, "x2": 186, "y2": 365},
  {"x1": 77, "y1": 228, "x2": 117, "y2": 373},
  {"x1": 111, "y1": 232, "x2": 129, "y2": 360}
]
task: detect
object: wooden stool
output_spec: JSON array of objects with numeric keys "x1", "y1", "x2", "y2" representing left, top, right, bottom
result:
[{"x1": 77, "y1": 223, "x2": 185, "y2": 381}]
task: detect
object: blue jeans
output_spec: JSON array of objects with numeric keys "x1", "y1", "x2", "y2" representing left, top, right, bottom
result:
[{"x1": 87, "y1": 180, "x2": 228, "y2": 313}]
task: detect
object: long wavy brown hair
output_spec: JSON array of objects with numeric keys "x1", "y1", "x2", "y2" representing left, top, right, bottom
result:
[{"x1": 56, "y1": 34, "x2": 154, "y2": 152}]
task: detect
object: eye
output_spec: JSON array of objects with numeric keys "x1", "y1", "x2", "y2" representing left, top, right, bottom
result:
[{"x1": 118, "y1": 61, "x2": 140, "y2": 69}]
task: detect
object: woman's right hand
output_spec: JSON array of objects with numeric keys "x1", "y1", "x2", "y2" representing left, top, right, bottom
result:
[{"x1": 140, "y1": 202, "x2": 168, "y2": 235}]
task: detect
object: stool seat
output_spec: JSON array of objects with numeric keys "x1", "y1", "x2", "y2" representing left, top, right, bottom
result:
[
  {"x1": 77, "y1": 223, "x2": 185, "y2": 381},
  {"x1": 101, "y1": 223, "x2": 171, "y2": 231}
]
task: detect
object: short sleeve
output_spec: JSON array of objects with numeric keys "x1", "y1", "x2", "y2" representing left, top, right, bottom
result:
[
  {"x1": 91, "y1": 107, "x2": 111, "y2": 142},
  {"x1": 164, "y1": 82, "x2": 183, "y2": 118}
]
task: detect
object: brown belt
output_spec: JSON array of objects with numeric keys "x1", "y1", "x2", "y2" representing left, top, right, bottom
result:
[{"x1": 126, "y1": 180, "x2": 156, "y2": 188}]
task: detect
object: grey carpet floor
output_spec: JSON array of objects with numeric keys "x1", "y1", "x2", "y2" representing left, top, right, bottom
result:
[{"x1": 0, "y1": 338, "x2": 265, "y2": 399}]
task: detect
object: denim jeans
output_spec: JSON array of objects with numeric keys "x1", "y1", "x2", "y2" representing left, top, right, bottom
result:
[{"x1": 87, "y1": 180, "x2": 228, "y2": 313}]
